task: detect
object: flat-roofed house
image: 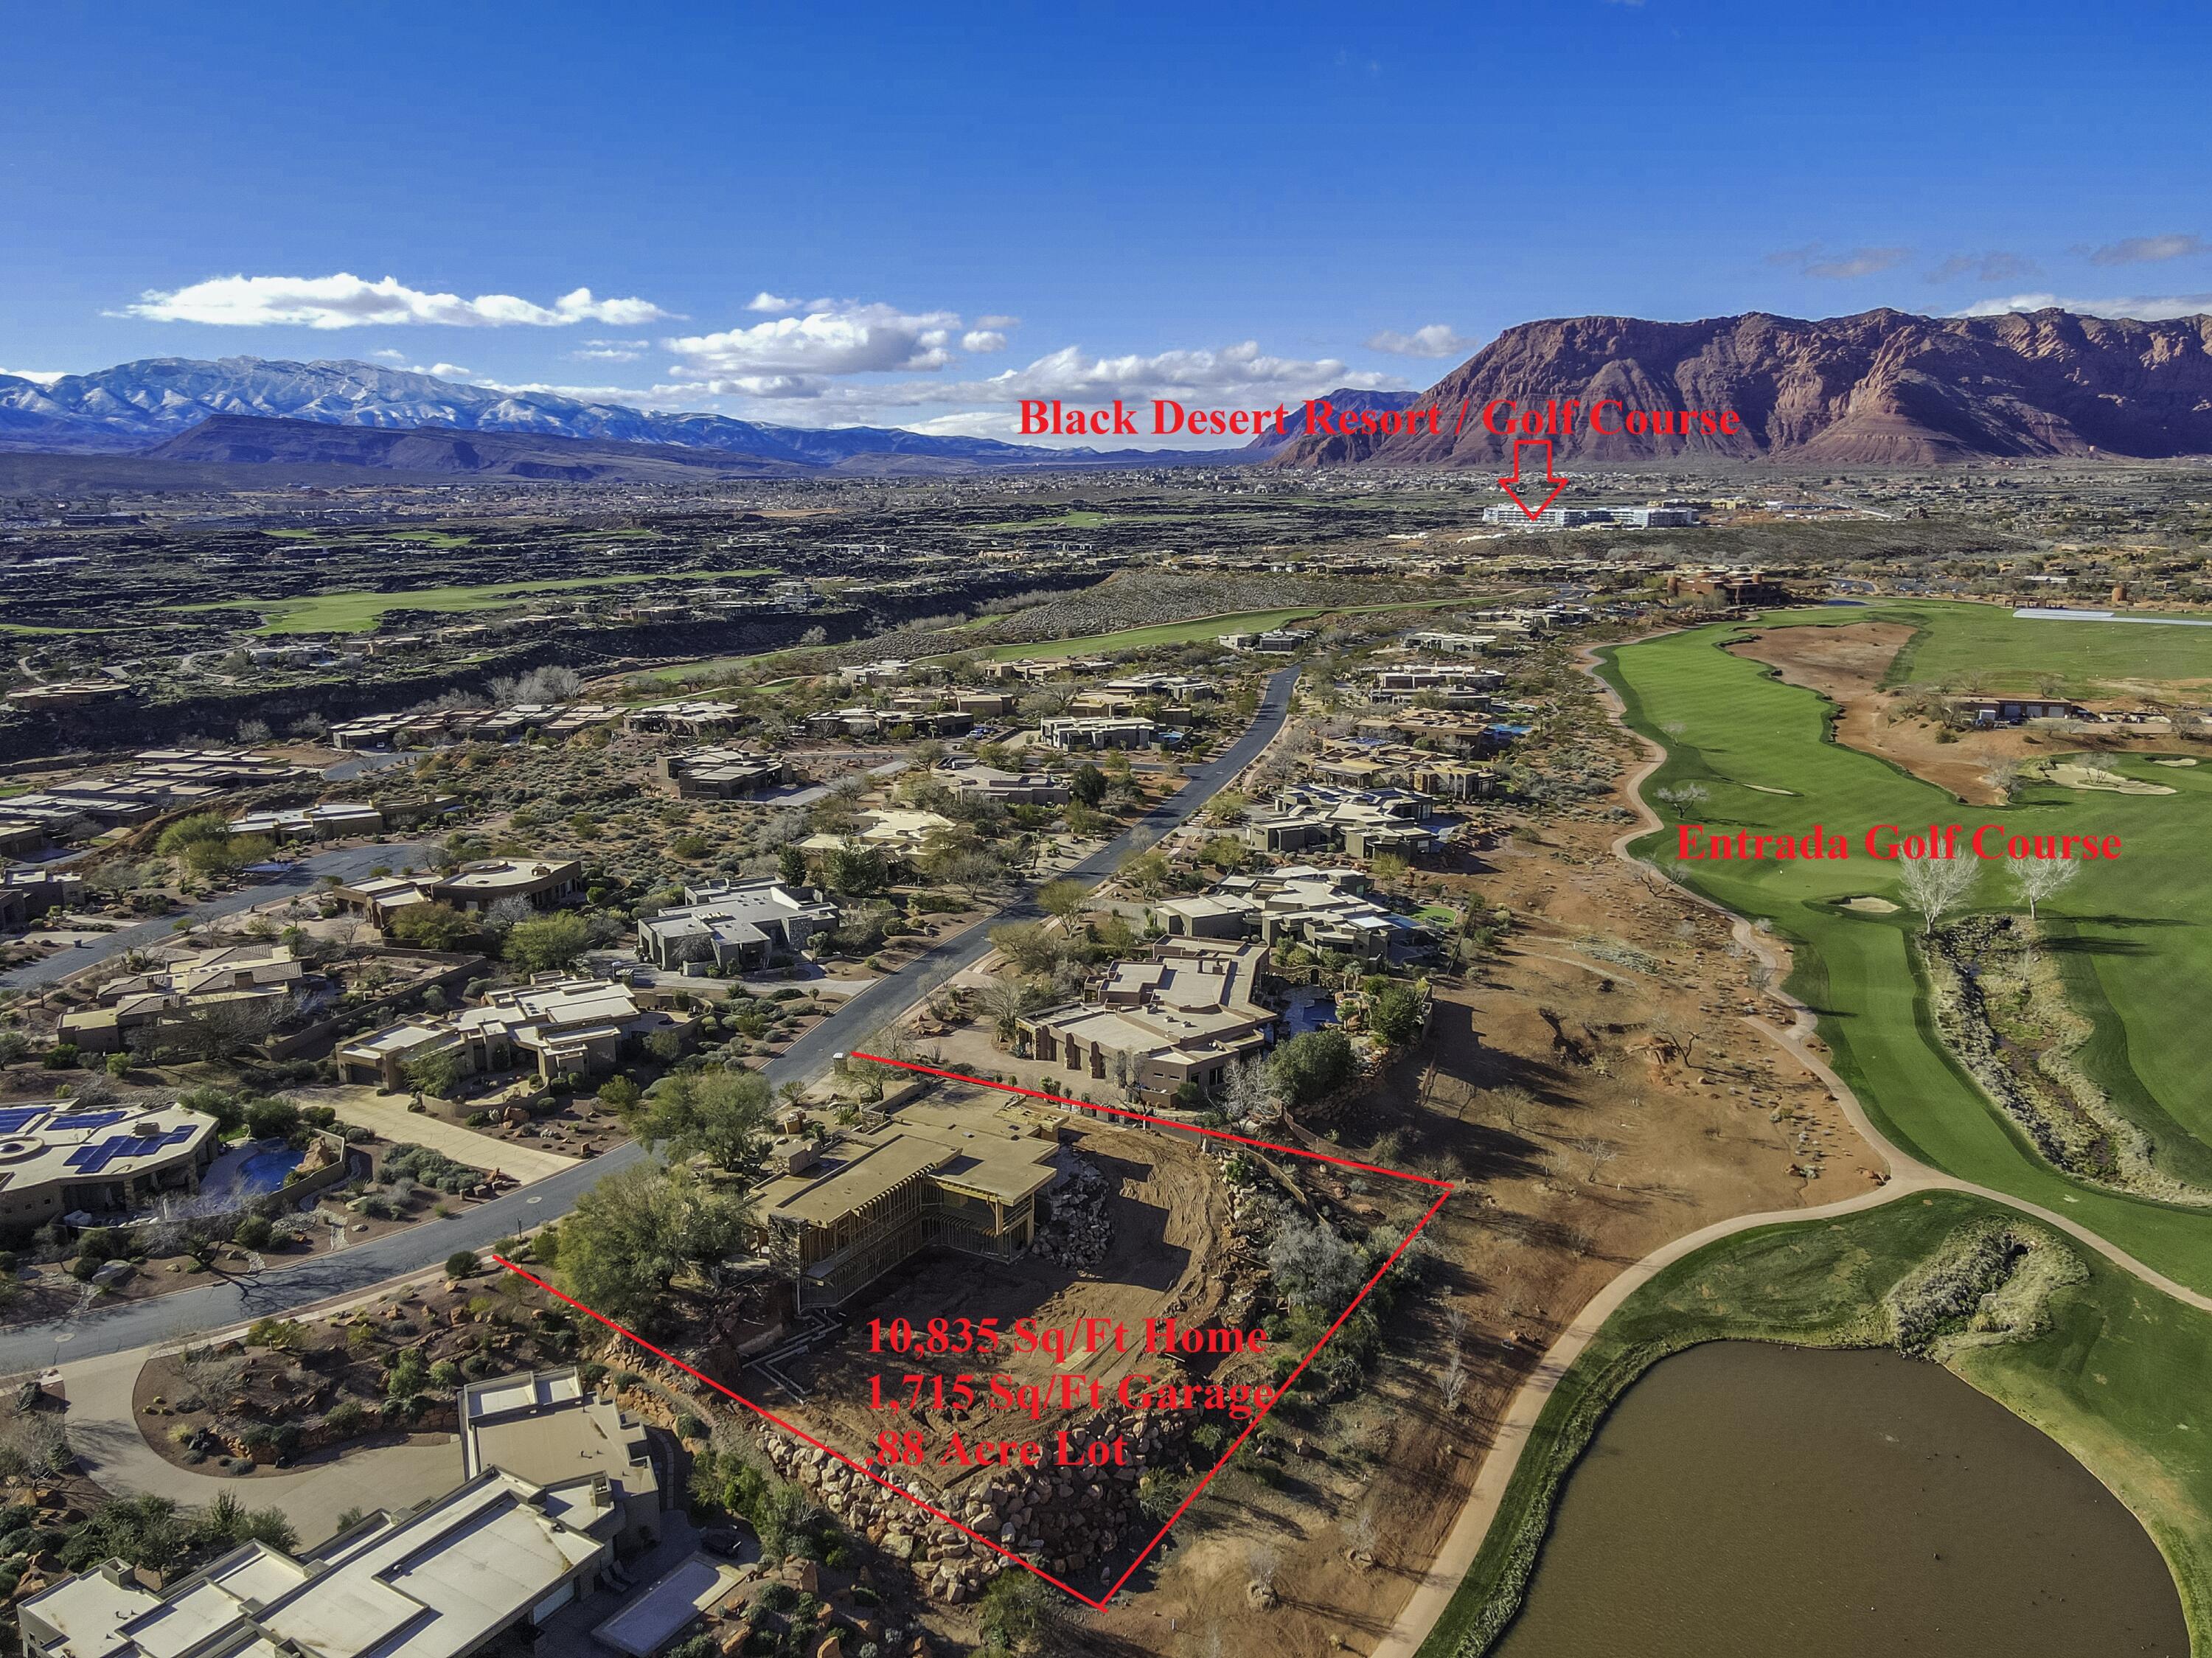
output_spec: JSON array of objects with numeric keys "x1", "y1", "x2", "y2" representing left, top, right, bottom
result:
[
  {"x1": 335, "y1": 975, "x2": 675, "y2": 1089},
  {"x1": 462, "y1": 1368, "x2": 661, "y2": 1553},
  {"x1": 658, "y1": 748, "x2": 788, "y2": 799},
  {"x1": 1018, "y1": 938, "x2": 1278, "y2": 1105},
  {"x1": 0, "y1": 1102, "x2": 219, "y2": 1232},
  {"x1": 229, "y1": 803, "x2": 385, "y2": 841},
  {"x1": 635, "y1": 878, "x2": 838, "y2": 972},
  {"x1": 20, "y1": 1469, "x2": 613, "y2": 1658},
  {"x1": 1039, "y1": 716, "x2": 1155, "y2": 751},
  {"x1": 938, "y1": 762, "x2": 1071, "y2": 807},
  {"x1": 1154, "y1": 865, "x2": 1426, "y2": 964},
  {"x1": 58, "y1": 944, "x2": 305, "y2": 1056},
  {"x1": 338, "y1": 857, "x2": 584, "y2": 922},
  {"x1": 1951, "y1": 693, "x2": 2087, "y2": 726}
]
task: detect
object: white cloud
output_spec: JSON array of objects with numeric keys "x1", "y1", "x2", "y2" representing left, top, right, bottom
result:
[
  {"x1": 0, "y1": 368, "x2": 67, "y2": 386},
  {"x1": 114, "y1": 274, "x2": 678, "y2": 330},
  {"x1": 745, "y1": 291, "x2": 800, "y2": 313},
  {"x1": 369, "y1": 348, "x2": 408, "y2": 362},
  {"x1": 1365, "y1": 323, "x2": 1478, "y2": 358},
  {"x1": 571, "y1": 346, "x2": 643, "y2": 362},
  {"x1": 947, "y1": 341, "x2": 1394, "y2": 408},
  {"x1": 2085, "y1": 234, "x2": 2206, "y2": 267},
  {"x1": 961, "y1": 330, "x2": 1009, "y2": 353},
  {"x1": 975, "y1": 314, "x2": 1020, "y2": 330},
  {"x1": 1767, "y1": 243, "x2": 1911, "y2": 279},
  {"x1": 664, "y1": 302, "x2": 964, "y2": 383},
  {"x1": 1954, "y1": 291, "x2": 2212, "y2": 321}
]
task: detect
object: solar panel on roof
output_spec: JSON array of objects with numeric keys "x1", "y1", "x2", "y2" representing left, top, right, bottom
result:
[
  {"x1": 65, "y1": 1127, "x2": 192, "y2": 1174},
  {"x1": 48, "y1": 1111, "x2": 125, "y2": 1132},
  {"x1": 0, "y1": 1109, "x2": 44, "y2": 1134}
]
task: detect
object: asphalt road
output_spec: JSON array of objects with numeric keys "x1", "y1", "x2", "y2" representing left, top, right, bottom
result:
[
  {"x1": 0, "y1": 842, "x2": 432, "y2": 992},
  {"x1": 0, "y1": 668, "x2": 1298, "y2": 1369}
]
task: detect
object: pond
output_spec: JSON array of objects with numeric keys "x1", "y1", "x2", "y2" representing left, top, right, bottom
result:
[{"x1": 1493, "y1": 1341, "x2": 2185, "y2": 1658}]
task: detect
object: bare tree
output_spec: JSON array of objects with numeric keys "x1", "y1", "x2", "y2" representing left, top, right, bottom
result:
[
  {"x1": 1439, "y1": 1340, "x2": 1469, "y2": 1413},
  {"x1": 1222, "y1": 1054, "x2": 1284, "y2": 1125},
  {"x1": 1983, "y1": 759, "x2": 2025, "y2": 804},
  {"x1": 1652, "y1": 782, "x2": 1709, "y2": 817},
  {"x1": 1896, "y1": 851, "x2": 1979, "y2": 937},
  {"x1": 2008, "y1": 854, "x2": 2079, "y2": 925},
  {"x1": 1568, "y1": 1135, "x2": 1620, "y2": 1184}
]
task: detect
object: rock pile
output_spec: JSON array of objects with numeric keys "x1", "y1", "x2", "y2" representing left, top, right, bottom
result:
[
  {"x1": 756, "y1": 1406, "x2": 1187, "y2": 1602},
  {"x1": 1031, "y1": 1154, "x2": 1111, "y2": 1269}
]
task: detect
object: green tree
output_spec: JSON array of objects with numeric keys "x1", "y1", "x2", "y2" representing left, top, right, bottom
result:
[
  {"x1": 1119, "y1": 850, "x2": 1169, "y2": 897},
  {"x1": 559, "y1": 1164, "x2": 754, "y2": 1333},
  {"x1": 388, "y1": 902, "x2": 476, "y2": 950},
  {"x1": 506, "y1": 912, "x2": 591, "y2": 972},
  {"x1": 1037, "y1": 878, "x2": 1090, "y2": 923},
  {"x1": 776, "y1": 843, "x2": 807, "y2": 888},
  {"x1": 636, "y1": 1067, "x2": 773, "y2": 1175},
  {"x1": 820, "y1": 842, "x2": 888, "y2": 897},
  {"x1": 596, "y1": 1075, "x2": 642, "y2": 1112},
  {"x1": 1367, "y1": 981, "x2": 1425, "y2": 1048},
  {"x1": 1069, "y1": 763, "x2": 1107, "y2": 808},
  {"x1": 445, "y1": 1250, "x2": 479, "y2": 1279},
  {"x1": 155, "y1": 812, "x2": 232, "y2": 857},
  {"x1": 1270, "y1": 1028, "x2": 1355, "y2": 1107}
]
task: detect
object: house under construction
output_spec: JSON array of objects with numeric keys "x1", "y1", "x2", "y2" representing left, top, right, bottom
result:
[{"x1": 758, "y1": 1098, "x2": 1064, "y2": 1309}]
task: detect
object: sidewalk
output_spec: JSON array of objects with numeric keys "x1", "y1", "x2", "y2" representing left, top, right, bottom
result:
[{"x1": 299, "y1": 1085, "x2": 580, "y2": 1184}]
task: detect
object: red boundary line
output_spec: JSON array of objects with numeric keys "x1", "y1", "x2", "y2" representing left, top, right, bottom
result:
[{"x1": 492, "y1": 1051, "x2": 1454, "y2": 1609}]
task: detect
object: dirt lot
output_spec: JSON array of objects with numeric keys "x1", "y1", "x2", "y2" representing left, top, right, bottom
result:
[
  {"x1": 748, "y1": 1118, "x2": 1230, "y2": 1513},
  {"x1": 1072, "y1": 801, "x2": 1874, "y2": 1657},
  {"x1": 1729, "y1": 621, "x2": 2209, "y2": 804}
]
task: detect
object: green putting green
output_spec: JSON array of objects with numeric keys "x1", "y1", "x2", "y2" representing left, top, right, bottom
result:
[{"x1": 1602, "y1": 602, "x2": 2212, "y2": 1290}]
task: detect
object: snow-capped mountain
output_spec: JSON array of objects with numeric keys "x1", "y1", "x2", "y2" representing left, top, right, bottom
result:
[{"x1": 0, "y1": 355, "x2": 1105, "y2": 467}]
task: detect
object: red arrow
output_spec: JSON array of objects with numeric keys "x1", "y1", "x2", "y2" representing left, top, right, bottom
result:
[{"x1": 1498, "y1": 436, "x2": 1567, "y2": 520}]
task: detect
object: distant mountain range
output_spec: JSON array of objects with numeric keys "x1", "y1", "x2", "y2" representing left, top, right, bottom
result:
[
  {"x1": 8, "y1": 308, "x2": 2211, "y2": 483},
  {"x1": 0, "y1": 356, "x2": 1210, "y2": 473},
  {"x1": 1268, "y1": 307, "x2": 2212, "y2": 467},
  {"x1": 143, "y1": 414, "x2": 815, "y2": 482}
]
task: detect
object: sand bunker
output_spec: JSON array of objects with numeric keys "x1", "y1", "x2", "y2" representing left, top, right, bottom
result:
[
  {"x1": 2153, "y1": 757, "x2": 2199, "y2": 767},
  {"x1": 1840, "y1": 896, "x2": 1902, "y2": 914},
  {"x1": 1743, "y1": 783, "x2": 1798, "y2": 795},
  {"x1": 2036, "y1": 762, "x2": 2174, "y2": 795}
]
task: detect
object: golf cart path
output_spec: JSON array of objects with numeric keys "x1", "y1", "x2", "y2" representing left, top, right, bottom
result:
[{"x1": 1371, "y1": 638, "x2": 2212, "y2": 1658}]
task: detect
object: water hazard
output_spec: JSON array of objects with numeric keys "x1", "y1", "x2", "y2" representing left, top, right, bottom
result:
[{"x1": 1493, "y1": 1341, "x2": 2185, "y2": 1657}]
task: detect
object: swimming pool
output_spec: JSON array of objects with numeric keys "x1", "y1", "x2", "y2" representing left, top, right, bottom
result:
[{"x1": 201, "y1": 1142, "x2": 304, "y2": 1203}]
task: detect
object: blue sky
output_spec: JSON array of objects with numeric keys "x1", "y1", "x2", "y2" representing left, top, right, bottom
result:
[{"x1": 4, "y1": 0, "x2": 2208, "y2": 439}]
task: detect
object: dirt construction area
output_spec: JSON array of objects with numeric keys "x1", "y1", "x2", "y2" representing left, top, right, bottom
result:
[
  {"x1": 1729, "y1": 621, "x2": 2210, "y2": 804},
  {"x1": 1075, "y1": 796, "x2": 1877, "y2": 1656},
  {"x1": 746, "y1": 1120, "x2": 1231, "y2": 1511}
]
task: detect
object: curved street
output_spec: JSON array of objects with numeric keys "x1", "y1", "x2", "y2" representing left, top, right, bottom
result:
[{"x1": 0, "y1": 666, "x2": 1300, "y2": 1372}]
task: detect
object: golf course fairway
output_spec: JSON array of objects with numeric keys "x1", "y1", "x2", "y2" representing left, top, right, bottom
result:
[{"x1": 1601, "y1": 601, "x2": 2212, "y2": 1292}]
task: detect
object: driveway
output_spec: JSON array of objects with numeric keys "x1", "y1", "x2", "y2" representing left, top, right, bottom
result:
[
  {"x1": 301, "y1": 1085, "x2": 581, "y2": 1185},
  {"x1": 58, "y1": 1346, "x2": 462, "y2": 1541},
  {"x1": 0, "y1": 840, "x2": 432, "y2": 992},
  {"x1": 0, "y1": 669, "x2": 1299, "y2": 1370}
]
